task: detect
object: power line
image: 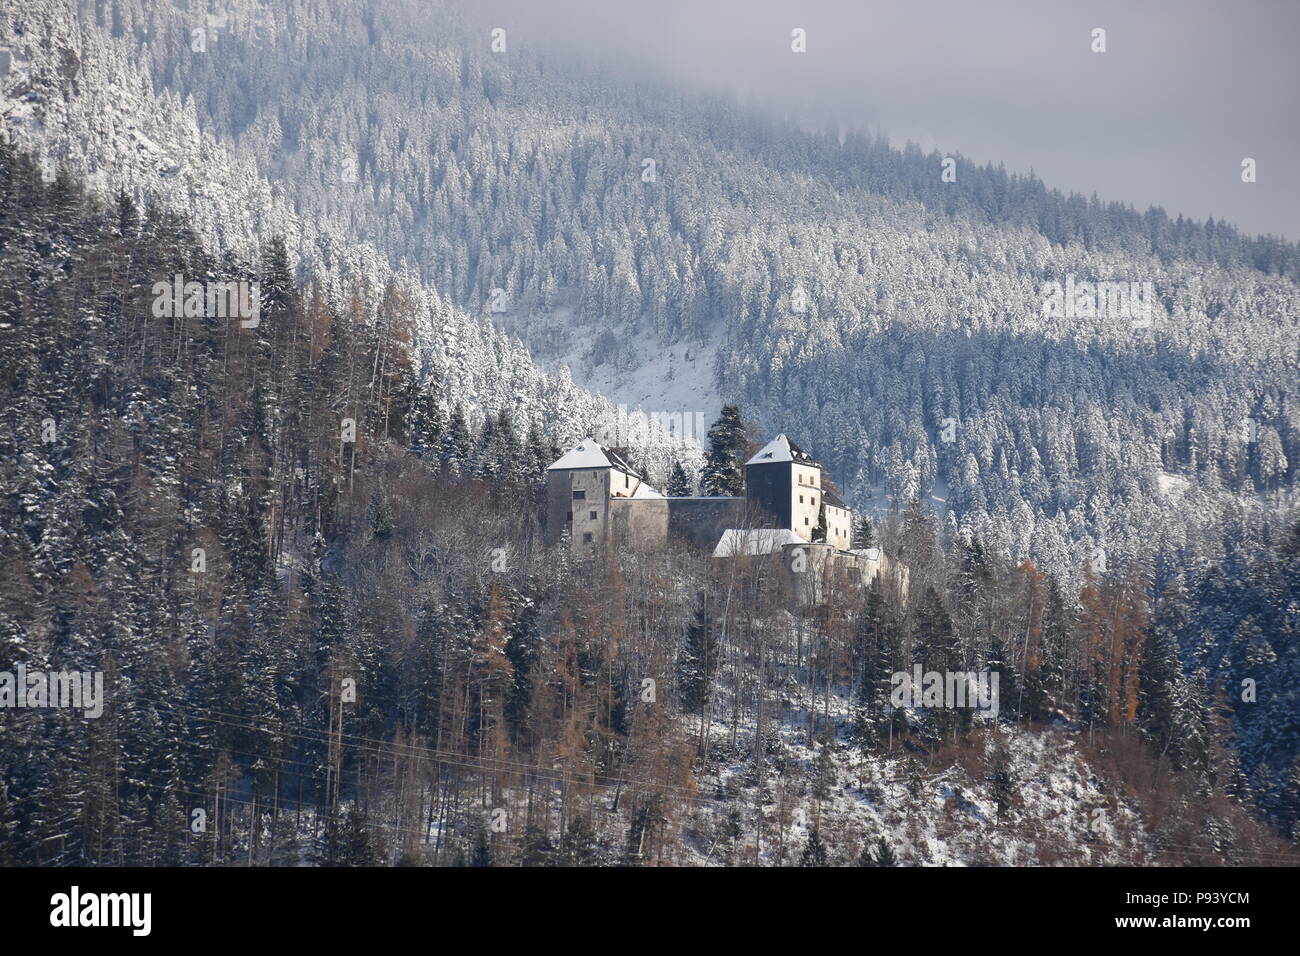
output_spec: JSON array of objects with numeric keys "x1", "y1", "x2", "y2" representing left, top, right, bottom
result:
[{"x1": 90, "y1": 695, "x2": 1300, "y2": 866}]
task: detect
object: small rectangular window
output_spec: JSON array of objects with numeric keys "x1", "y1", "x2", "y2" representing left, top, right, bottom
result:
[
  {"x1": 566, "y1": 511, "x2": 572, "y2": 521},
  {"x1": 582, "y1": 533, "x2": 593, "y2": 543},
  {"x1": 812, "y1": 497, "x2": 816, "y2": 506},
  {"x1": 799, "y1": 495, "x2": 804, "y2": 504},
  {"x1": 590, "y1": 510, "x2": 598, "y2": 520},
  {"x1": 573, "y1": 490, "x2": 586, "y2": 500},
  {"x1": 625, "y1": 475, "x2": 629, "y2": 487}
]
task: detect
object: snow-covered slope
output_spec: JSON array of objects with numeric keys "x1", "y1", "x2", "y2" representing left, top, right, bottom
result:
[
  {"x1": 683, "y1": 725, "x2": 1149, "y2": 866},
  {"x1": 58, "y1": 0, "x2": 1296, "y2": 594},
  {"x1": 0, "y1": 1, "x2": 701, "y2": 478}
]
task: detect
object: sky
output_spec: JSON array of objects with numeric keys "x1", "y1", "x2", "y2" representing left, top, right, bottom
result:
[{"x1": 471, "y1": 0, "x2": 1300, "y2": 240}]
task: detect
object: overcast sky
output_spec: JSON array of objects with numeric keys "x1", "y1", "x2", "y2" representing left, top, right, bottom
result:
[{"x1": 472, "y1": 0, "x2": 1300, "y2": 240}]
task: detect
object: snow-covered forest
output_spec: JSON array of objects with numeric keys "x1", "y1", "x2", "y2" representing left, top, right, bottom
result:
[
  {"x1": 36, "y1": 0, "x2": 1295, "y2": 593},
  {"x1": 0, "y1": 0, "x2": 1297, "y2": 866}
]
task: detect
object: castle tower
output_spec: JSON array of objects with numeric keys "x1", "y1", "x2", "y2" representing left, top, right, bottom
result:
[
  {"x1": 544, "y1": 439, "x2": 649, "y2": 552},
  {"x1": 744, "y1": 434, "x2": 822, "y2": 541},
  {"x1": 744, "y1": 434, "x2": 852, "y2": 547}
]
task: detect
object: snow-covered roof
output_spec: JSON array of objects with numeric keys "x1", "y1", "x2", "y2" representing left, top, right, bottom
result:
[
  {"x1": 713, "y1": 528, "x2": 805, "y2": 557},
  {"x1": 631, "y1": 483, "x2": 663, "y2": 499},
  {"x1": 547, "y1": 439, "x2": 640, "y2": 475},
  {"x1": 547, "y1": 440, "x2": 613, "y2": 471},
  {"x1": 745, "y1": 433, "x2": 819, "y2": 467},
  {"x1": 850, "y1": 547, "x2": 882, "y2": 562}
]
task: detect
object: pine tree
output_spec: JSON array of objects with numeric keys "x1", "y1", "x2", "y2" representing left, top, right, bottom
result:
[
  {"x1": 913, "y1": 586, "x2": 960, "y2": 738},
  {"x1": 812, "y1": 738, "x2": 837, "y2": 803},
  {"x1": 469, "y1": 815, "x2": 493, "y2": 867},
  {"x1": 677, "y1": 600, "x2": 717, "y2": 714},
  {"x1": 259, "y1": 236, "x2": 297, "y2": 328},
  {"x1": 799, "y1": 827, "x2": 828, "y2": 866},
  {"x1": 114, "y1": 189, "x2": 139, "y2": 237},
  {"x1": 858, "y1": 836, "x2": 897, "y2": 866},
  {"x1": 986, "y1": 630, "x2": 1016, "y2": 723},
  {"x1": 558, "y1": 815, "x2": 599, "y2": 866},
  {"x1": 989, "y1": 750, "x2": 1015, "y2": 822},
  {"x1": 402, "y1": 372, "x2": 445, "y2": 460},
  {"x1": 1138, "y1": 613, "x2": 1187, "y2": 765},
  {"x1": 521, "y1": 824, "x2": 555, "y2": 866},
  {"x1": 700, "y1": 404, "x2": 747, "y2": 497},
  {"x1": 441, "y1": 404, "x2": 471, "y2": 473},
  {"x1": 366, "y1": 487, "x2": 395, "y2": 537},
  {"x1": 852, "y1": 513, "x2": 876, "y2": 549},
  {"x1": 852, "y1": 582, "x2": 905, "y2": 748},
  {"x1": 666, "y1": 461, "x2": 693, "y2": 497},
  {"x1": 317, "y1": 806, "x2": 376, "y2": 866}
]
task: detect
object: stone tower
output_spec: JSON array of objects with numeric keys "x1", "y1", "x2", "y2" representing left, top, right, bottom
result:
[
  {"x1": 544, "y1": 439, "x2": 650, "y2": 552},
  {"x1": 744, "y1": 434, "x2": 852, "y2": 546}
]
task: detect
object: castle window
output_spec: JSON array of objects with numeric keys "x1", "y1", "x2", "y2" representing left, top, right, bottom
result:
[
  {"x1": 590, "y1": 510, "x2": 598, "y2": 520},
  {"x1": 805, "y1": 516, "x2": 810, "y2": 525},
  {"x1": 625, "y1": 475, "x2": 629, "y2": 488},
  {"x1": 799, "y1": 495, "x2": 804, "y2": 504},
  {"x1": 812, "y1": 497, "x2": 816, "y2": 506},
  {"x1": 566, "y1": 511, "x2": 572, "y2": 521},
  {"x1": 573, "y1": 490, "x2": 586, "y2": 500},
  {"x1": 582, "y1": 533, "x2": 593, "y2": 543}
]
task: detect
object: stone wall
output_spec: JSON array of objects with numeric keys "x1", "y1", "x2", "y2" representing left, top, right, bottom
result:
[{"x1": 608, "y1": 496, "x2": 746, "y2": 550}]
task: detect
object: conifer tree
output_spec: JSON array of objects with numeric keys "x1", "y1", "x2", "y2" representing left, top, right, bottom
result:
[
  {"x1": 700, "y1": 404, "x2": 747, "y2": 497},
  {"x1": 677, "y1": 600, "x2": 717, "y2": 714},
  {"x1": 521, "y1": 824, "x2": 555, "y2": 866},
  {"x1": 860, "y1": 836, "x2": 897, "y2": 866},
  {"x1": 799, "y1": 827, "x2": 828, "y2": 866},
  {"x1": 558, "y1": 815, "x2": 599, "y2": 866},
  {"x1": 469, "y1": 815, "x2": 493, "y2": 867},
  {"x1": 441, "y1": 404, "x2": 471, "y2": 472},
  {"x1": 812, "y1": 739, "x2": 837, "y2": 803},
  {"x1": 666, "y1": 461, "x2": 693, "y2": 497},
  {"x1": 402, "y1": 372, "x2": 445, "y2": 460},
  {"x1": 852, "y1": 514, "x2": 876, "y2": 549},
  {"x1": 852, "y1": 583, "x2": 905, "y2": 748},
  {"x1": 990, "y1": 750, "x2": 1015, "y2": 822}
]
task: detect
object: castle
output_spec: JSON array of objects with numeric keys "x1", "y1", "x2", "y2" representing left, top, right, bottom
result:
[{"x1": 545, "y1": 434, "x2": 901, "y2": 597}]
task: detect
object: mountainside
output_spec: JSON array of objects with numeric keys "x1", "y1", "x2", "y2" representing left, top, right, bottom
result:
[
  {"x1": 0, "y1": 0, "x2": 699, "y2": 479},
  {"x1": 43, "y1": 0, "x2": 1298, "y2": 593},
  {"x1": 0, "y1": 0, "x2": 1297, "y2": 867}
]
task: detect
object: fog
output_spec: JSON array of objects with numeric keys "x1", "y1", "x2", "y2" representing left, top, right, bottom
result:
[{"x1": 471, "y1": 0, "x2": 1300, "y2": 239}]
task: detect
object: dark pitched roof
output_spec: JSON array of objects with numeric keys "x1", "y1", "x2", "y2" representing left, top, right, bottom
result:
[
  {"x1": 785, "y1": 435, "x2": 818, "y2": 465},
  {"x1": 604, "y1": 445, "x2": 643, "y2": 479},
  {"x1": 746, "y1": 433, "x2": 821, "y2": 468}
]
